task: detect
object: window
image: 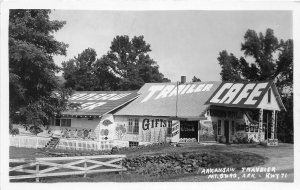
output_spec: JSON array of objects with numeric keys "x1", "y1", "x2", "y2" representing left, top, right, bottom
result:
[
  {"x1": 133, "y1": 119, "x2": 139, "y2": 133},
  {"x1": 129, "y1": 141, "x2": 139, "y2": 147},
  {"x1": 55, "y1": 118, "x2": 61, "y2": 126},
  {"x1": 217, "y1": 120, "x2": 222, "y2": 135},
  {"x1": 128, "y1": 119, "x2": 133, "y2": 133},
  {"x1": 167, "y1": 121, "x2": 172, "y2": 137},
  {"x1": 268, "y1": 88, "x2": 271, "y2": 103},
  {"x1": 128, "y1": 118, "x2": 139, "y2": 134},
  {"x1": 231, "y1": 121, "x2": 235, "y2": 135},
  {"x1": 61, "y1": 119, "x2": 71, "y2": 127},
  {"x1": 55, "y1": 118, "x2": 71, "y2": 127}
]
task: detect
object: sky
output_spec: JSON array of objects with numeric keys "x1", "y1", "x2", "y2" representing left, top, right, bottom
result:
[{"x1": 50, "y1": 10, "x2": 292, "y2": 82}]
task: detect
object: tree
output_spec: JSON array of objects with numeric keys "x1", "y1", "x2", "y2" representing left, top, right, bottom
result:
[
  {"x1": 9, "y1": 9, "x2": 69, "y2": 126},
  {"x1": 192, "y1": 76, "x2": 201, "y2": 82},
  {"x1": 103, "y1": 35, "x2": 170, "y2": 90},
  {"x1": 62, "y1": 35, "x2": 170, "y2": 91},
  {"x1": 217, "y1": 28, "x2": 293, "y2": 143},
  {"x1": 62, "y1": 48, "x2": 119, "y2": 91}
]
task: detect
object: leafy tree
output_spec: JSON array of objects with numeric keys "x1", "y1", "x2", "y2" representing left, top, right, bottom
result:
[
  {"x1": 62, "y1": 48, "x2": 97, "y2": 90},
  {"x1": 103, "y1": 35, "x2": 170, "y2": 90},
  {"x1": 192, "y1": 76, "x2": 201, "y2": 82},
  {"x1": 62, "y1": 48, "x2": 119, "y2": 91},
  {"x1": 9, "y1": 9, "x2": 69, "y2": 127},
  {"x1": 217, "y1": 28, "x2": 293, "y2": 143},
  {"x1": 62, "y1": 35, "x2": 170, "y2": 91}
]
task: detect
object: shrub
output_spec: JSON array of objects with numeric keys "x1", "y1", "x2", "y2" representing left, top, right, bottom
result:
[
  {"x1": 249, "y1": 138, "x2": 255, "y2": 144},
  {"x1": 241, "y1": 137, "x2": 249, "y2": 144},
  {"x1": 29, "y1": 125, "x2": 43, "y2": 135},
  {"x1": 10, "y1": 128, "x2": 19, "y2": 135},
  {"x1": 219, "y1": 136, "x2": 226, "y2": 143},
  {"x1": 232, "y1": 136, "x2": 237, "y2": 143}
]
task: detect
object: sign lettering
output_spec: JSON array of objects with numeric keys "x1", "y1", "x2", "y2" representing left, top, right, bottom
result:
[
  {"x1": 206, "y1": 82, "x2": 272, "y2": 107},
  {"x1": 142, "y1": 118, "x2": 171, "y2": 131},
  {"x1": 70, "y1": 93, "x2": 130, "y2": 101},
  {"x1": 267, "y1": 139, "x2": 278, "y2": 146},
  {"x1": 141, "y1": 83, "x2": 214, "y2": 103}
]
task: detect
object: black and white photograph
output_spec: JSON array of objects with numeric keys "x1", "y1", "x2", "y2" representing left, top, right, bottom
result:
[{"x1": 1, "y1": 0, "x2": 299, "y2": 189}]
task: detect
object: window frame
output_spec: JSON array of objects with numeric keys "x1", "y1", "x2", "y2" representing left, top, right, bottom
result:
[
  {"x1": 54, "y1": 118, "x2": 71, "y2": 127},
  {"x1": 267, "y1": 88, "x2": 271, "y2": 103},
  {"x1": 127, "y1": 118, "x2": 139, "y2": 134},
  {"x1": 55, "y1": 118, "x2": 61, "y2": 127},
  {"x1": 167, "y1": 120, "x2": 172, "y2": 137},
  {"x1": 217, "y1": 120, "x2": 222, "y2": 136},
  {"x1": 61, "y1": 119, "x2": 71, "y2": 127},
  {"x1": 231, "y1": 121, "x2": 235, "y2": 135}
]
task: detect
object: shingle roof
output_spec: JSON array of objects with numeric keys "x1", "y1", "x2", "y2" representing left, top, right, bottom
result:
[
  {"x1": 62, "y1": 91, "x2": 139, "y2": 117},
  {"x1": 115, "y1": 81, "x2": 222, "y2": 118}
]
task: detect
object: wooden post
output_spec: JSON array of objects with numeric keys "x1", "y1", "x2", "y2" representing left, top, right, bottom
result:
[
  {"x1": 266, "y1": 111, "x2": 269, "y2": 140},
  {"x1": 271, "y1": 110, "x2": 275, "y2": 139},
  {"x1": 36, "y1": 161, "x2": 40, "y2": 182},
  {"x1": 83, "y1": 158, "x2": 87, "y2": 178},
  {"x1": 275, "y1": 111, "x2": 278, "y2": 139},
  {"x1": 258, "y1": 108, "x2": 263, "y2": 142}
]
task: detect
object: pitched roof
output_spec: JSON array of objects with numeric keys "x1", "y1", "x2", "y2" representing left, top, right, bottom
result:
[
  {"x1": 62, "y1": 91, "x2": 139, "y2": 117},
  {"x1": 205, "y1": 81, "x2": 286, "y2": 111},
  {"x1": 115, "y1": 81, "x2": 222, "y2": 119}
]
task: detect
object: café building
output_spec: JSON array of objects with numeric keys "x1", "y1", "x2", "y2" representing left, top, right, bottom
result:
[{"x1": 113, "y1": 79, "x2": 285, "y2": 146}]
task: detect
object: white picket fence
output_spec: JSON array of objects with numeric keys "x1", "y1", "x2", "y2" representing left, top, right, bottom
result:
[
  {"x1": 9, "y1": 155, "x2": 126, "y2": 182},
  {"x1": 10, "y1": 135, "x2": 51, "y2": 149},
  {"x1": 10, "y1": 135, "x2": 113, "y2": 151}
]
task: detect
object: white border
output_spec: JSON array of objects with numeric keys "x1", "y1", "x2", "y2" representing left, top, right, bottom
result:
[{"x1": 1, "y1": 1, "x2": 299, "y2": 190}]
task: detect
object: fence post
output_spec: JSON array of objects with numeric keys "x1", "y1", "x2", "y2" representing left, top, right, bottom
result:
[
  {"x1": 83, "y1": 158, "x2": 87, "y2": 178},
  {"x1": 36, "y1": 161, "x2": 40, "y2": 182}
]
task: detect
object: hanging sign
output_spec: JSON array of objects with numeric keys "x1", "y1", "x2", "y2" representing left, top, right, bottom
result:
[
  {"x1": 206, "y1": 81, "x2": 272, "y2": 108},
  {"x1": 267, "y1": 139, "x2": 279, "y2": 146}
]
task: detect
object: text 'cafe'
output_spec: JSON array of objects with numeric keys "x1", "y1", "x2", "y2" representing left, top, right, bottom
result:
[{"x1": 113, "y1": 79, "x2": 285, "y2": 147}]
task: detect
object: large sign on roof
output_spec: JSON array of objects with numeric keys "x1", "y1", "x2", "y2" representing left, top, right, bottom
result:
[
  {"x1": 62, "y1": 91, "x2": 139, "y2": 116},
  {"x1": 205, "y1": 81, "x2": 273, "y2": 108},
  {"x1": 115, "y1": 81, "x2": 222, "y2": 118}
]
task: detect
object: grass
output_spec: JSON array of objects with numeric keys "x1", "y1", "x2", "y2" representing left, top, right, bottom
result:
[{"x1": 9, "y1": 143, "x2": 294, "y2": 182}]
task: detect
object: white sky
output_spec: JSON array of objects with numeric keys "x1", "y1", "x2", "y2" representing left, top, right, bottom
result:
[{"x1": 50, "y1": 10, "x2": 292, "y2": 82}]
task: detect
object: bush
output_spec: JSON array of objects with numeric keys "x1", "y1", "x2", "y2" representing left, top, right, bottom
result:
[
  {"x1": 241, "y1": 137, "x2": 249, "y2": 144},
  {"x1": 10, "y1": 128, "x2": 19, "y2": 135},
  {"x1": 232, "y1": 136, "x2": 237, "y2": 143},
  {"x1": 29, "y1": 125, "x2": 43, "y2": 135},
  {"x1": 259, "y1": 141, "x2": 268, "y2": 147},
  {"x1": 219, "y1": 136, "x2": 226, "y2": 143}
]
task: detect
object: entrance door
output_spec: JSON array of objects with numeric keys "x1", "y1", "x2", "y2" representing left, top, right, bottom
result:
[
  {"x1": 180, "y1": 121, "x2": 198, "y2": 141},
  {"x1": 224, "y1": 120, "x2": 230, "y2": 144}
]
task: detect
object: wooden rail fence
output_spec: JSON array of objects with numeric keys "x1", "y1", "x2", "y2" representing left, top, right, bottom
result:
[{"x1": 9, "y1": 155, "x2": 127, "y2": 182}]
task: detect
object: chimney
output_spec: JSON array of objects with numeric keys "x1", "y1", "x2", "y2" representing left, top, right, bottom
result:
[{"x1": 181, "y1": 76, "x2": 186, "y2": 84}]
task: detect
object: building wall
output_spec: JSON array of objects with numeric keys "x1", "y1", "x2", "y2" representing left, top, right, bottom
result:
[
  {"x1": 69, "y1": 117, "x2": 101, "y2": 130},
  {"x1": 258, "y1": 88, "x2": 280, "y2": 111},
  {"x1": 47, "y1": 117, "x2": 101, "y2": 140},
  {"x1": 206, "y1": 108, "x2": 262, "y2": 143},
  {"x1": 114, "y1": 116, "x2": 180, "y2": 145}
]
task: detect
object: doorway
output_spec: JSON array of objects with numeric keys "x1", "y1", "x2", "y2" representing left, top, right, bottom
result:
[
  {"x1": 224, "y1": 120, "x2": 230, "y2": 144},
  {"x1": 179, "y1": 121, "x2": 198, "y2": 141}
]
